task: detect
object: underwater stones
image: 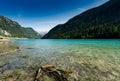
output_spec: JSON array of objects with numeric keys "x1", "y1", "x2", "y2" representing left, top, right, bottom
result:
[{"x1": 22, "y1": 54, "x2": 29, "y2": 58}]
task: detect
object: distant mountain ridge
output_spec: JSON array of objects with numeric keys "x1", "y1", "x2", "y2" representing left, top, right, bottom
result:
[
  {"x1": 43, "y1": 0, "x2": 120, "y2": 39},
  {"x1": 0, "y1": 16, "x2": 39, "y2": 38},
  {"x1": 39, "y1": 31, "x2": 47, "y2": 37}
]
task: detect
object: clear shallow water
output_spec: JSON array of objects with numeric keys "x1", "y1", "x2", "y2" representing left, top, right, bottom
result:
[{"x1": 0, "y1": 39, "x2": 120, "y2": 80}]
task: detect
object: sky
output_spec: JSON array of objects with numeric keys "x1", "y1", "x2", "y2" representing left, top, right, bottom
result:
[{"x1": 0, "y1": 0, "x2": 108, "y2": 32}]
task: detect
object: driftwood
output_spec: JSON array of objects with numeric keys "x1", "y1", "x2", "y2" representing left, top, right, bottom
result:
[
  {"x1": 26, "y1": 48, "x2": 34, "y2": 49},
  {"x1": 0, "y1": 63, "x2": 9, "y2": 74},
  {"x1": 41, "y1": 65, "x2": 55, "y2": 69},
  {"x1": 0, "y1": 47, "x2": 22, "y2": 56},
  {"x1": 0, "y1": 63, "x2": 9, "y2": 68},
  {"x1": 34, "y1": 65, "x2": 69, "y2": 81},
  {"x1": 35, "y1": 68, "x2": 42, "y2": 81}
]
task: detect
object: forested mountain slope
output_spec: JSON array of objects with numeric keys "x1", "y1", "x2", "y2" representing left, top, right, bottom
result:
[
  {"x1": 0, "y1": 16, "x2": 39, "y2": 38},
  {"x1": 43, "y1": 0, "x2": 120, "y2": 39}
]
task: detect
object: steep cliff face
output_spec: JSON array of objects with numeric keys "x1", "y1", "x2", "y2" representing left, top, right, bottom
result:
[
  {"x1": 0, "y1": 16, "x2": 39, "y2": 38},
  {"x1": 43, "y1": 0, "x2": 120, "y2": 39}
]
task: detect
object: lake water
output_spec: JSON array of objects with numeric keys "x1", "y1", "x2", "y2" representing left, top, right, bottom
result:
[{"x1": 0, "y1": 39, "x2": 120, "y2": 81}]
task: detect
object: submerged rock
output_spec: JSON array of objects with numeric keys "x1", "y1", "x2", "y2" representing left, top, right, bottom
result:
[{"x1": 22, "y1": 54, "x2": 29, "y2": 58}]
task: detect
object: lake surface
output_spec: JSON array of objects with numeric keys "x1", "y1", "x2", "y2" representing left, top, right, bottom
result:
[{"x1": 0, "y1": 39, "x2": 120, "y2": 81}]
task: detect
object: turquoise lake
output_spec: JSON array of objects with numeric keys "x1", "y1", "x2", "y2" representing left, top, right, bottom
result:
[{"x1": 0, "y1": 39, "x2": 120, "y2": 81}]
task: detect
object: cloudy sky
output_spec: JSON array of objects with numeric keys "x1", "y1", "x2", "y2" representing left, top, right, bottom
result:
[{"x1": 0, "y1": 0, "x2": 108, "y2": 32}]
